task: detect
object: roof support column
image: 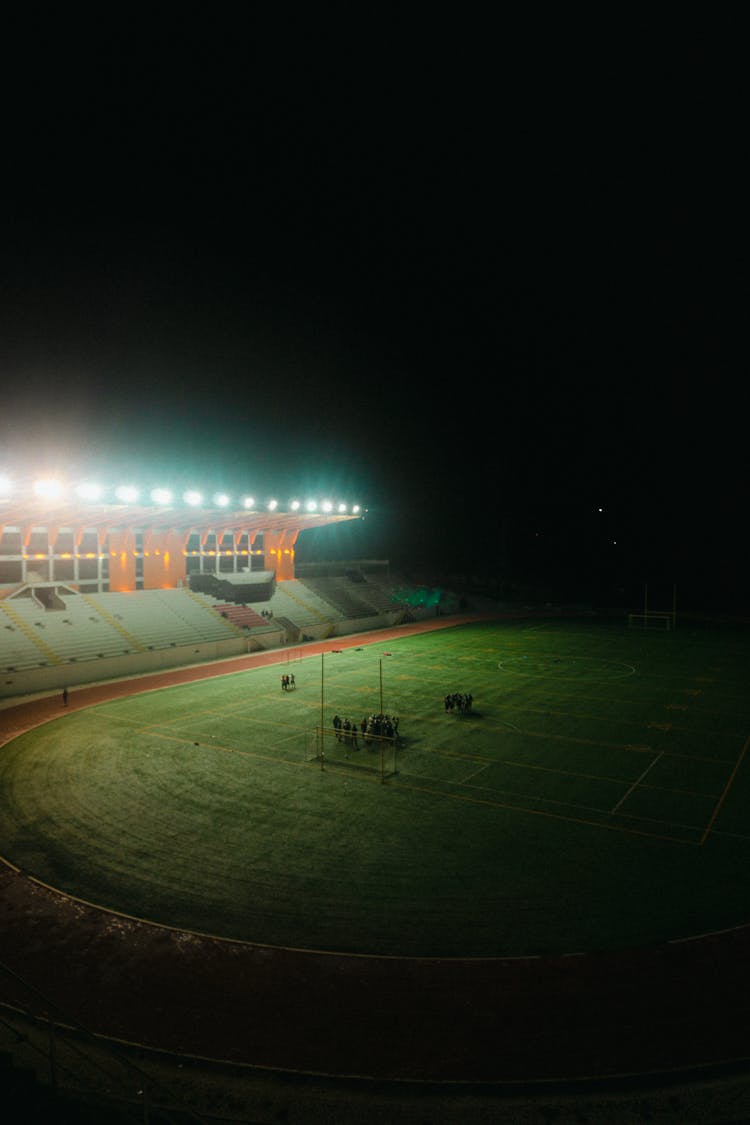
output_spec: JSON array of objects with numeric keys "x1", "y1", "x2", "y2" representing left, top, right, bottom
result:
[
  {"x1": 263, "y1": 529, "x2": 299, "y2": 581},
  {"x1": 108, "y1": 528, "x2": 137, "y2": 592},
  {"x1": 142, "y1": 529, "x2": 191, "y2": 589}
]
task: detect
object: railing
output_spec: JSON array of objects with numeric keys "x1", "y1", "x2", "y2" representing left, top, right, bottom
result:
[{"x1": 0, "y1": 960, "x2": 210, "y2": 1124}]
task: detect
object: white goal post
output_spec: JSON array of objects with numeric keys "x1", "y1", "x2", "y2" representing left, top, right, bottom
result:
[
  {"x1": 628, "y1": 583, "x2": 677, "y2": 631},
  {"x1": 628, "y1": 612, "x2": 672, "y2": 630}
]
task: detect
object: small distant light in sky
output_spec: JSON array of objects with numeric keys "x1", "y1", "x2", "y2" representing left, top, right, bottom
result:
[
  {"x1": 183, "y1": 490, "x2": 202, "y2": 506},
  {"x1": 150, "y1": 488, "x2": 173, "y2": 505},
  {"x1": 598, "y1": 507, "x2": 603, "y2": 513},
  {"x1": 34, "y1": 478, "x2": 64, "y2": 500},
  {"x1": 115, "y1": 485, "x2": 139, "y2": 503}
]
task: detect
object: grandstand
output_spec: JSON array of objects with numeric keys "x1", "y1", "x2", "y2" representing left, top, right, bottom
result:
[
  {"x1": 0, "y1": 480, "x2": 459, "y2": 698},
  {"x1": 1, "y1": 572, "x2": 436, "y2": 706},
  {"x1": 0, "y1": 574, "x2": 431, "y2": 698}
]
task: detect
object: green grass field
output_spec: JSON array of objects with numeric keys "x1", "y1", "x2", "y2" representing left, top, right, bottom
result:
[{"x1": 2, "y1": 617, "x2": 750, "y2": 957}]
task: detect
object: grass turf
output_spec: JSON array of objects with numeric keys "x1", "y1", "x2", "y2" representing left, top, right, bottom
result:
[{"x1": 1, "y1": 617, "x2": 749, "y2": 957}]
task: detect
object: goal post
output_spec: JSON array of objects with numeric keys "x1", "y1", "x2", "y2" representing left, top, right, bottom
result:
[
  {"x1": 628, "y1": 582, "x2": 677, "y2": 630},
  {"x1": 309, "y1": 725, "x2": 398, "y2": 782},
  {"x1": 628, "y1": 612, "x2": 671, "y2": 630}
]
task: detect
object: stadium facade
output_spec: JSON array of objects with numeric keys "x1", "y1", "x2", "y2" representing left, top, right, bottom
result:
[{"x1": 0, "y1": 500, "x2": 360, "y2": 592}]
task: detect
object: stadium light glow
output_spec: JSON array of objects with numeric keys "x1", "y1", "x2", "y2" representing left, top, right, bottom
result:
[
  {"x1": 76, "y1": 482, "x2": 104, "y2": 501},
  {"x1": 0, "y1": 475, "x2": 364, "y2": 518},
  {"x1": 34, "y1": 478, "x2": 64, "y2": 500},
  {"x1": 115, "y1": 485, "x2": 139, "y2": 503}
]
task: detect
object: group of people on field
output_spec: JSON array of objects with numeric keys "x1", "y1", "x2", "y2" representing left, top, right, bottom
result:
[
  {"x1": 444, "y1": 692, "x2": 473, "y2": 713},
  {"x1": 331, "y1": 712, "x2": 400, "y2": 746},
  {"x1": 281, "y1": 674, "x2": 296, "y2": 691}
]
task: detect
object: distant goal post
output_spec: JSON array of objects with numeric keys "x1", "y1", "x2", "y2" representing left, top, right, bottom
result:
[
  {"x1": 628, "y1": 582, "x2": 677, "y2": 631},
  {"x1": 627, "y1": 612, "x2": 672, "y2": 630},
  {"x1": 307, "y1": 725, "x2": 398, "y2": 782}
]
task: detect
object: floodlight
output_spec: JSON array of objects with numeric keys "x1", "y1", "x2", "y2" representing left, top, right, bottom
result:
[
  {"x1": 305, "y1": 500, "x2": 317, "y2": 512},
  {"x1": 183, "y1": 490, "x2": 202, "y2": 507},
  {"x1": 337, "y1": 503, "x2": 347, "y2": 513},
  {"x1": 214, "y1": 493, "x2": 230, "y2": 508},
  {"x1": 34, "y1": 478, "x2": 64, "y2": 500},
  {"x1": 267, "y1": 499, "x2": 278, "y2": 511},
  {"x1": 115, "y1": 485, "x2": 139, "y2": 503},
  {"x1": 242, "y1": 496, "x2": 255, "y2": 509},
  {"x1": 0, "y1": 474, "x2": 13, "y2": 497},
  {"x1": 352, "y1": 505, "x2": 361, "y2": 514},
  {"x1": 76, "y1": 482, "x2": 103, "y2": 501},
  {"x1": 321, "y1": 500, "x2": 333, "y2": 512},
  {"x1": 290, "y1": 500, "x2": 301, "y2": 511},
  {"x1": 150, "y1": 488, "x2": 173, "y2": 505}
]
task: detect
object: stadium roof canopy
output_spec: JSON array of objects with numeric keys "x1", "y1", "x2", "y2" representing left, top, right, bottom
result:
[
  {"x1": 0, "y1": 475, "x2": 363, "y2": 533},
  {"x1": 0, "y1": 482, "x2": 365, "y2": 588},
  {"x1": 0, "y1": 498, "x2": 361, "y2": 537}
]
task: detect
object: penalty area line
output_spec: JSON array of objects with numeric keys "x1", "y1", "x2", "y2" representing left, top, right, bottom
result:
[
  {"x1": 460, "y1": 763, "x2": 490, "y2": 784},
  {"x1": 700, "y1": 733, "x2": 750, "y2": 846},
  {"x1": 610, "y1": 752, "x2": 664, "y2": 814}
]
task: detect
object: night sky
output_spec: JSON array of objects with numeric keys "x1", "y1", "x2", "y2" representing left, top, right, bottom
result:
[{"x1": 0, "y1": 29, "x2": 744, "y2": 609}]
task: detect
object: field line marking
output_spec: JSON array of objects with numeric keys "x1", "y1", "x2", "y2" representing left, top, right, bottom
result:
[
  {"x1": 610, "y1": 752, "x2": 664, "y2": 814},
  {"x1": 393, "y1": 778, "x2": 693, "y2": 846},
  {"x1": 428, "y1": 772, "x2": 708, "y2": 835},
  {"x1": 146, "y1": 729, "x2": 305, "y2": 769},
  {"x1": 460, "y1": 763, "x2": 490, "y2": 784},
  {"x1": 700, "y1": 734, "x2": 750, "y2": 846}
]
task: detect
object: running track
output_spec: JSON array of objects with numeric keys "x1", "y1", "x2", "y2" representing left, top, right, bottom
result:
[{"x1": 2, "y1": 616, "x2": 750, "y2": 1086}]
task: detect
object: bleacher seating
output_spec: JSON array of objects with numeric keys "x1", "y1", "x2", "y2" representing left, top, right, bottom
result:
[
  {"x1": 297, "y1": 575, "x2": 397, "y2": 617},
  {"x1": 197, "y1": 573, "x2": 416, "y2": 635},
  {"x1": 85, "y1": 590, "x2": 239, "y2": 650},
  {"x1": 0, "y1": 601, "x2": 61, "y2": 670},
  {"x1": 212, "y1": 603, "x2": 269, "y2": 630},
  {"x1": 0, "y1": 572, "x2": 435, "y2": 687},
  {"x1": 259, "y1": 581, "x2": 338, "y2": 629},
  {"x1": 0, "y1": 589, "x2": 240, "y2": 669}
]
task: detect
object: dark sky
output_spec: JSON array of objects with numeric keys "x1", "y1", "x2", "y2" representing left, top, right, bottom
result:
[{"x1": 0, "y1": 29, "x2": 744, "y2": 605}]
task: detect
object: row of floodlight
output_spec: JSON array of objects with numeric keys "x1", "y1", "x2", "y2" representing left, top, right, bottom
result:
[{"x1": 0, "y1": 476, "x2": 362, "y2": 515}]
